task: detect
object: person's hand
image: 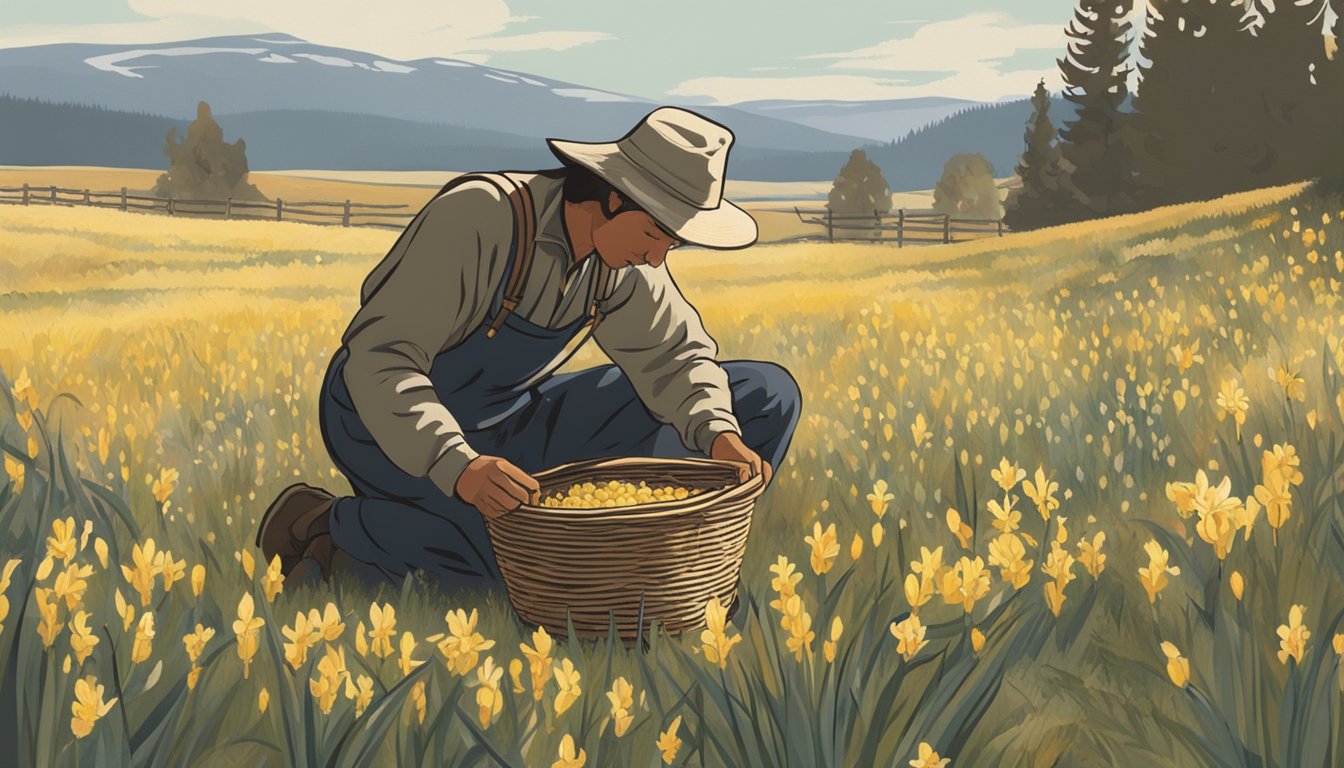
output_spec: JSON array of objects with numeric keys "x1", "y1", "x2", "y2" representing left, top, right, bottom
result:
[
  {"x1": 710, "y1": 432, "x2": 772, "y2": 486},
  {"x1": 454, "y1": 455, "x2": 541, "y2": 519}
]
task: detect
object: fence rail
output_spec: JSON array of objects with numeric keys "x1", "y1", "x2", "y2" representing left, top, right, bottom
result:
[
  {"x1": 794, "y1": 207, "x2": 1007, "y2": 245},
  {"x1": 0, "y1": 183, "x2": 417, "y2": 229}
]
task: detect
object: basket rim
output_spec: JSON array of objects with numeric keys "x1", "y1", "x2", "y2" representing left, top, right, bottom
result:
[{"x1": 510, "y1": 456, "x2": 764, "y2": 518}]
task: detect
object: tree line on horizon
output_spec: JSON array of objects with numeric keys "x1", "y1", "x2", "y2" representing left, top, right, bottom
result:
[{"x1": 1004, "y1": 0, "x2": 1343, "y2": 231}]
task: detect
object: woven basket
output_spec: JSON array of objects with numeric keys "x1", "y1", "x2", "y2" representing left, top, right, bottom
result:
[{"x1": 483, "y1": 457, "x2": 764, "y2": 641}]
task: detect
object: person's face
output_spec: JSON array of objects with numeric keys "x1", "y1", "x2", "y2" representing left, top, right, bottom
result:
[{"x1": 592, "y1": 191, "x2": 682, "y2": 269}]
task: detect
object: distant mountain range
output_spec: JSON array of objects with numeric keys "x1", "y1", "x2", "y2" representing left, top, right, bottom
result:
[{"x1": 0, "y1": 33, "x2": 1071, "y2": 187}]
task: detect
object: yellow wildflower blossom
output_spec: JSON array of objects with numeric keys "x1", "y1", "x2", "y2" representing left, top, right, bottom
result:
[
  {"x1": 71, "y1": 676, "x2": 117, "y2": 739},
  {"x1": 657, "y1": 715, "x2": 683, "y2": 765},
  {"x1": 1277, "y1": 604, "x2": 1310, "y2": 666}
]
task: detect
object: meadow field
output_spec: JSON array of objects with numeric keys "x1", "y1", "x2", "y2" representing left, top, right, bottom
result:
[{"x1": 1, "y1": 177, "x2": 1343, "y2": 766}]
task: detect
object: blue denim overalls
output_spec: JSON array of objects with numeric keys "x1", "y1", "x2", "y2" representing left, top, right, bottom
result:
[{"x1": 318, "y1": 173, "x2": 801, "y2": 589}]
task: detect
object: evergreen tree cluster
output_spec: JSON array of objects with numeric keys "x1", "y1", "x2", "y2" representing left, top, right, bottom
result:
[{"x1": 1005, "y1": 0, "x2": 1342, "y2": 231}]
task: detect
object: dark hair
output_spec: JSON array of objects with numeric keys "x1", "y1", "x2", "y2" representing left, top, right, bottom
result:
[{"x1": 560, "y1": 163, "x2": 645, "y2": 220}]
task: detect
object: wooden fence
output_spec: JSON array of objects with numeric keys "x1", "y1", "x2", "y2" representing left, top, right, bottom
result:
[
  {"x1": 0, "y1": 183, "x2": 417, "y2": 229},
  {"x1": 794, "y1": 207, "x2": 1006, "y2": 245}
]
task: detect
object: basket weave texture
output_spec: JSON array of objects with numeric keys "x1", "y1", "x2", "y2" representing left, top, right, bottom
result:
[{"x1": 484, "y1": 457, "x2": 764, "y2": 640}]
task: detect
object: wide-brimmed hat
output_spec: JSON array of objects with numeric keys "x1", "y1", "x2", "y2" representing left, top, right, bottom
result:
[{"x1": 546, "y1": 107, "x2": 758, "y2": 249}]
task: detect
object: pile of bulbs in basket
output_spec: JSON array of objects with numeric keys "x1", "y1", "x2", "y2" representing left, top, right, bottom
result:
[{"x1": 539, "y1": 479, "x2": 720, "y2": 509}]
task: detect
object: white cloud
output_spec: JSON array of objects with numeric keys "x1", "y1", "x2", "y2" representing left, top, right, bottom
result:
[
  {"x1": 668, "y1": 13, "x2": 1066, "y2": 103},
  {"x1": 802, "y1": 12, "x2": 1064, "y2": 73},
  {"x1": 0, "y1": 1, "x2": 608, "y2": 63}
]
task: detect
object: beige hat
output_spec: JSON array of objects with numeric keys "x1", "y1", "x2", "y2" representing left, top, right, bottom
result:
[{"x1": 546, "y1": 107, "x2": 759, "y2": 249}]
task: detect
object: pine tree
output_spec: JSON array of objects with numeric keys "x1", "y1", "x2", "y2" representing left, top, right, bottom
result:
[
  {"x1": 827, "y1": 149, "x2": 892, "y2": 234},
  {"x1": 1133, "y1": 0, "x2": 1263, "y2": 205},
  {"x1": 154, "y1": 101, "x2": 266, "y2": 201},
  {"x1": 1057, "y1": 0, "x2": 1142, "y2": 218},
  {"x1": 1003, "y1": 80, "x2": 1078, "y2": 230}
]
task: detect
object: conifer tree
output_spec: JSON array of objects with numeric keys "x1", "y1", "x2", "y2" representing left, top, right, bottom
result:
[{"x1": 1003, "y1": 80, "x2": 1079, "y2": 230}]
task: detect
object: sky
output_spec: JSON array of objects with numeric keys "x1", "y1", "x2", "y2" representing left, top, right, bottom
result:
[{"x1": 0, "y1": 1, "x2": 1117, "y2": 103}]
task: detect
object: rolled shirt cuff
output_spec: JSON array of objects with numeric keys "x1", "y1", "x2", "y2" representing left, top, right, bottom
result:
[
  {"x1": 427, "y1": 442, "x2": 481, "y2": 501},
  {"x1": 693, "y1": 417, "x2": 742, "y2": 456}
]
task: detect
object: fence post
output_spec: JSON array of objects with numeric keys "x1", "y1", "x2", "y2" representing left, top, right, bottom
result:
[
  {"x1": 276, "y1": 198, "x2": 283, "y2": 222},
  {"x1": 225, "y1": 197, "x2": 232, "y2": 220},
  {"x1": 84, "y1": 189, "x2": 90, "y2": 206},
  {"x1": 22, "y1": 183, "x2": 29, "y2": 205},
  {"x1": 120, "y1": 187, "x2": 127, "y2": 211},
  {"x1": 826, "y1": 208, "x2": 833, "y2": 243},
  {"x1": 874, "y1": 209, "x2": 881, "y2": 243},
  {"x1": 343, "y1": 199, "x2": 351, "y2": 227},
  {"x1": 168, "y1": 197, "x2": 175, "y2": 216},
  {"x1": 943, "y1": 214, "x2": 951, "y2": 244},
  {"x1": 897, "y1": 209, "x2": 904, "y2": 248},
  {"x1": 50, "y1": 185, "x2": 57, "y2": 204},
  {"x1": 998, "y1": 219, "x2": 1004, "y2": 237}
]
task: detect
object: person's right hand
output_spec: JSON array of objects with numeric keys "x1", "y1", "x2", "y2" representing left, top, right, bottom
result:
[{"x1": 454, "y1": 455, "x2": 541, "y2": 519}]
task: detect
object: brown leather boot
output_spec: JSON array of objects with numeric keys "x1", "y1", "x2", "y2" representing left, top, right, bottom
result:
[{"x1": 257, "y1": 483, "x2": 335, "y2": 575}]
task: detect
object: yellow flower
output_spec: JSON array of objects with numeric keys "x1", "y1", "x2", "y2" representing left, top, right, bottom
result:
[
  {"x1": 114, "y1": 588, "x2": 134, "y2": 632},
  {"x1": 553, "y1": 657, "x2": 582, "y2": 715},
  {"x1": 520, "y1": 625, "x2": 555, "y2": 701},
  {"x1": 1160, "y1": 641, "x2": 1190, "y2": 687},
  {"x1": 54, "y1": 561, "x2": 94, "y2": 611},
  {"x1": 940, "y1": 556, "x2": 991, "y2": 614},
  {"x1": 46, "y1": 517, "x2": 78, "y2": 563},
  {"x1": 473, "y1": 656, "x2": 504, "y2": 728},
  {"x1": 346, "y1": 674, "x2": 374, "y2": 717},
  {"x1": 509, "y1": 658, "x2": 525, "y2": 694},
  {"x1": 369, "y1": 602, "x2": 397, "y2": 659},
  {"x1": 657, "y1": 715, "x2": 683, "y2": 765},
  {"x1": 1023, "y1": 467, "x2": 1060, "y2": 521},
  {"x1": 190, "y1": 564, "x2": 205, "y2": 597},
  {"x1": 1165, "y1": 480, "x2": 1198, "y2": 519},
  {"x1": 805, "y1": 521, "x2": 840, "y2": 575},
  {"x1": 398, "y1": 631, "x2": 425, "y2": 677},
  {"x1": 945, "y1": 508, "x2": 973, "y2": 550},
  {"x1": 606, "y1": 677, "x2": 634, "y2": 737},
  {"x1": 282, "y1": 610, "x2": 321, "y2": 670},
  {"x1": 261, "y1": 554, "x2": 284, "y2": 603},
  {"x1": 1277, "y1": 604, "x2": 1310, "y2": 666},
  {"x1": 151, "y1": 467, "x2": 179, "y2": 506},
  {"x1": 699, "y1": 596, "x2": 742, "y2": 669},
  {"x1": 991, "y1": 457, "x2": 1026, "y2": 492},
  {"x1": 355, "y1": 621, "x2": 370, "y2": 657},
  {"x1": 156, "y1": 550, "x2": 186, "y2": 594},
  {"x1": 258, "y1": 688, "x2": 270, "y2": 714},
  {"x1": 310, "y1": 645, "x2": 348, "y2": 715},
  {"x1": 1215, "y1": 379, "x2": 1249, "y2": 440},
  {"x1": 1138, "y1": 540, "x2": 1180, "y2": 604},
  {"x1": 910, "y1": 413, "x2": 932, "y2": 448},
  {"x1": 871, "y1": 520, "x2": 885, "y2": 547},
  {"x1": 233, "y1": 593, "x2": 265, "y2": 679},
  {"x1": 987, "y1": 495, "x2": 1021, "y2": 536},
  {"x1": 410, "y1": 680, "x2": 426, "y2": 725},
  {"x1": 909, "y1": 741, "x2": 950, "y2": 768},
  {"x1": 3, "y1": 454, "x2": 23, "y2": 494},
  {"x1": 121, "y1": 538, "x2": 159, "y2": 607},
  {"x1": 768, "y1": 556, "x2": 802, "y2": 613},
  {"x1": 823, "y1": 616, "x2": 844, "y2": 663},
  {"x1": 93, "y1": 538, "x2": 108, "y2": 569},
  {"x1": 309, "y1": 602, "x2": 346, "y2": 643},
  {"x1": 971, "y1": 627, "x2": 986, "y2": 653},
  {"x1": 781, "y1": 592, "x2": 815, "y2": 662},
  {"x1": 1041, "y1": 541, "x2": 1078, "y2": 617},
  {"x1": 1191, "y1": 471, "x2": 1241, "y2": 560},
  {"x1": 240, "y1": 548, "x2": 255, "y2": 580},
  {"x1": 1077, "y1": 532, "x2": 1106, "y2": 579},
  {"x1": 131, "y1": 611, "x2": 155, "y2": 665},
  {"x1": 69, "y1": 611, "x2": 100, "y2": 666},
  {"x1": 0, "y1": 558, "x2": 22, "y2": 634},
  {"x1": 867, "y1": 479, "x2": 893, "y2": 517},
  {"x1": 70, "y1": 675, "x2": 117, "y2": 739},
  {"x1": 1230, "y1": 571, "x2": 1245, "y2": 601},
  {"x1": 553, "y1": 733, "x2": 587, "y2": 768},
  {"x1": 891, "y1": 614, "x2": 928, "y2": 661},
  {"x1": 987, "y1": 533, "x2": 1033, "y2": 589},
  {"x1": 1171, "y1": 341, "x2": 1204, "y2": 374},
  {"x1": 35, "y1": 587, "x2": 62, "y2": 648},
  {"x1": 850, "y1": 532, "x2": 864, "y2": 561},
  {"x1": 438, "y1": 608, "x2": 495, "y2": 676},
  {"x1": 1273, "y1": 365, "x2": 1306, "y2": 401}
]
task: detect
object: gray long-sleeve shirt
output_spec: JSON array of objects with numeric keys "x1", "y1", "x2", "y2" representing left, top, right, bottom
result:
[{"x1": 339, "y1": 168, "x2": 742, "y2": 499}]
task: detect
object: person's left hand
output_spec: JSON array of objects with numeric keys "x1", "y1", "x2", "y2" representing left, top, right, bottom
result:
[{"x1": 710, "y1": 431, "x2": 772, "y2": 486}]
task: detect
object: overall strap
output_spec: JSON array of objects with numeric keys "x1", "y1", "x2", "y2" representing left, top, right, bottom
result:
[{"x1": 434, "y1": 171, "x2": 537, "y2": 339}]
